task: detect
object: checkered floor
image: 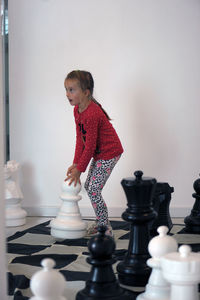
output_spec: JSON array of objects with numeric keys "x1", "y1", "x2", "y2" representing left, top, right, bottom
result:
[{"x1": 6, "y1": 217, "x2": 200, "y2": 299}]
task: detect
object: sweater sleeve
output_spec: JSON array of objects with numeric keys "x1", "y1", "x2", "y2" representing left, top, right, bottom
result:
[
  {"x1": 76, "y1": 114, "x2": 99, "y2": 172},
  {"x1": 73, "y1": 110, "x2": 84, "y2": 165}
]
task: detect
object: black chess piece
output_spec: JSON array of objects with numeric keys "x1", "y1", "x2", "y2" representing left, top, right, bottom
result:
[
  {"x1": 150, "y1": 182, "x2": 174, "y2": 236},
  {"x1": 117, "y1": 170, "x2": 157, "y2": 287},
  {"x1": 76, "y1": 226, "x2": 137, "y2": 300},
  {"x1": 184, "y1": 174, "x2": 200, "y2": 233}
]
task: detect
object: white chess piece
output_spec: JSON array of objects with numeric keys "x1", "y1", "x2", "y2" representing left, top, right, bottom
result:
[
  {"x1": 30, "y1": 258, "x2": 67, "y2": 300},
  {"x1": 161, "y1": 244, "x2": 200, "y2": 300},
  {"x1": 50, "y1": 180, "x2": 87, "y2": 239},
  {"x1": 137, "y1": 226, "x2": 178, "y2": 300},
  {"x1": 4, "y1": 160, "x2": 27, "y2": 227}
]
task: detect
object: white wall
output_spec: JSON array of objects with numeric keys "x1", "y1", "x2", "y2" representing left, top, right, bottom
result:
[{"x1": 9, "y1": 0, "x2": 200, "y2": 217}]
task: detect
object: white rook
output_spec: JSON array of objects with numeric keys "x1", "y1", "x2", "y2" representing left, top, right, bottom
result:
[
  {"x1": 50, "y1": 180, "x2": 87, "y2": 239},
  {"x1": 161, "y1": 245, "x2": 200, "y2": 300}
]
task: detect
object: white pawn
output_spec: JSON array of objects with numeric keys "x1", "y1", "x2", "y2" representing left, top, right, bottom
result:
[
  {"x1": 137, "y1": 226, "x2": 178, "y2": 300},
  {"x1": 30, "y1": 258, "x2": 67, "y2": 300},
  {"x1": 161, "y1": 245, "x2": 200, "y2": 300},
  {"x1": 50, "y1": 180, "x2": 87, "y2": 239}
]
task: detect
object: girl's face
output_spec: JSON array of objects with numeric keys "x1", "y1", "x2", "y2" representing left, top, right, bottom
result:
[{"x1": 64, "y1": 79, "x2": 88, "y2": 106}]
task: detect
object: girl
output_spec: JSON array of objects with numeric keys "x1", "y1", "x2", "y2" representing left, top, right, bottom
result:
[{"x1": 64, "y1": 70, "x2": 123, "y2": 236}]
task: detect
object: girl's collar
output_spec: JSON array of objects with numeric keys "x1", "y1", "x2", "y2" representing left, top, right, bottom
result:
[{"x1": 78, "y1": 100, "x2": 92, "y2": 114}]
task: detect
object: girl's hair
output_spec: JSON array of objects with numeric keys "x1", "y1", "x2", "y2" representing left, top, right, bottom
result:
[{"x1": 65, "y1": 70, "x2": 111, "y2": 120}]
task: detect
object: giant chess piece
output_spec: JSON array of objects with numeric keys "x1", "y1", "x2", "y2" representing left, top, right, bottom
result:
[
  {"x1": 76, "y1": 226, "x2": 136, "y2": 300},
  {"x1": 50, "y1": 180, "x2": 87, "y2": 239},
  {"x1": 161, "y1": 245, "x2": 200, "y2": 300},
  {"x1": 4, "y1": 160, "x2": 27, "y2": 227},
  {"x1": 137, "y1": 226, "x2": 178, "y2": 300},
  {"x1": 30, "y1": 258, "x2": 67, "y2": 300},
  {"x1": 184, "y1": 174, "x2": 200, "y2": 233},
  {"x1": 117, "y1": 170, "x2": 157, "y2": 287},
  {"x1": 150, "y1": 182, "x2": 174, "y2": 236}
]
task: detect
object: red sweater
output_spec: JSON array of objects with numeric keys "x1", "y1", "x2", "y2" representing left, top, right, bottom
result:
[{"x1": 73, "y1": 101, "x2": 123, "y2": 172}]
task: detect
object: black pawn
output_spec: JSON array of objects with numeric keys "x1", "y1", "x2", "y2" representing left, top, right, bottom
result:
[
  {"x1": 117, "y1": 170, "x2": 157, "y2": 287},
  {"x1": 76, "y1": 226, "x2": 136, "y2": 300},
  {"x1": 184, "y1": 174, "x2": 200, "y2": 233},
  {"x1": 150, "y1": 182, "x2": 174, "y2": 236}
]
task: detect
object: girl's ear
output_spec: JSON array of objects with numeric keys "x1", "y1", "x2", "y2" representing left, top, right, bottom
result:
[{"x1": 85, "y1": 89, "x2": 91, "y2": 98}]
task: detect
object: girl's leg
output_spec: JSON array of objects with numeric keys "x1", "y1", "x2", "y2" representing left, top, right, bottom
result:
[
  {"x1": 84, "y1": 159, "x2": 99, "y2": 234},
  {"x1": 86, "y1": 155, "x2": 121, "y2": 227},
  {"x1": 84, "y1": 158, "x2": 96, "y2": 191}
]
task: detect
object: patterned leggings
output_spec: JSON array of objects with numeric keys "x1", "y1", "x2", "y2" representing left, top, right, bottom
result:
[{"x1": 84, "y1": 155, "x2": 121, "y2": 226}]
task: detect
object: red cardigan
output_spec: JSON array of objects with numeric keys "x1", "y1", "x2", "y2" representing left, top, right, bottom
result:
[{"x1": 73, "y1": 101, "x2": 123, "y2": 172}]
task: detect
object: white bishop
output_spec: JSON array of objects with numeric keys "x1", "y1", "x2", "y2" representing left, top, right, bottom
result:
[{"x1": 137, "y1": 226, "x2": 178, "y2": 300}]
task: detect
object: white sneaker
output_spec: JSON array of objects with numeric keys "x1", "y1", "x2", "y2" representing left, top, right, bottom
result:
[
  {"x1": 86, "y1": 221, "x2": 98, "y2": 236},
  {"x1": 87, "y1": 221, "x2": 113, "y2": 237},
  {"x1": 105, "y1": 224, "x2": 113, "y2": 237}
]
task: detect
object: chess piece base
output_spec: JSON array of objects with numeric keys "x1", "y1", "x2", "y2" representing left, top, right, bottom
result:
[
  {"x1": 6, "y1": 203, "x2": 27, "y2": 227},
  {"x1": 184, "y1": 215, "x2": 200, "y2": 234},
  {"x1": 76, "y1": 281, "x2": 137, "y2": 300},
  {"x1": 137, "y1": 284, "x2": 169, "y2": 300},
  {"x1": 6, "y1": 217, "x2": 27, "y2": 227},
  {"x1": 117, "y1": 266, "x2": 151, "y2": 287},
  {"x1": 50, "y1": 219, "x2": 87, "y2": 239}
]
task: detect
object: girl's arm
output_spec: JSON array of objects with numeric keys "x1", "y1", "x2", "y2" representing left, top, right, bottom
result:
[
  {"x1": 76, "y1": 115, "x2": 98, "y2": 172},
  {"x1": 73, "y1": 113, "x2": 84, "y2": 165}
]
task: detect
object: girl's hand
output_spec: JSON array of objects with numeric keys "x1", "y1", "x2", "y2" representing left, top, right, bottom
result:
[{"x1": 65, "y1": 167, "x2": 81, "y2": 186}]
